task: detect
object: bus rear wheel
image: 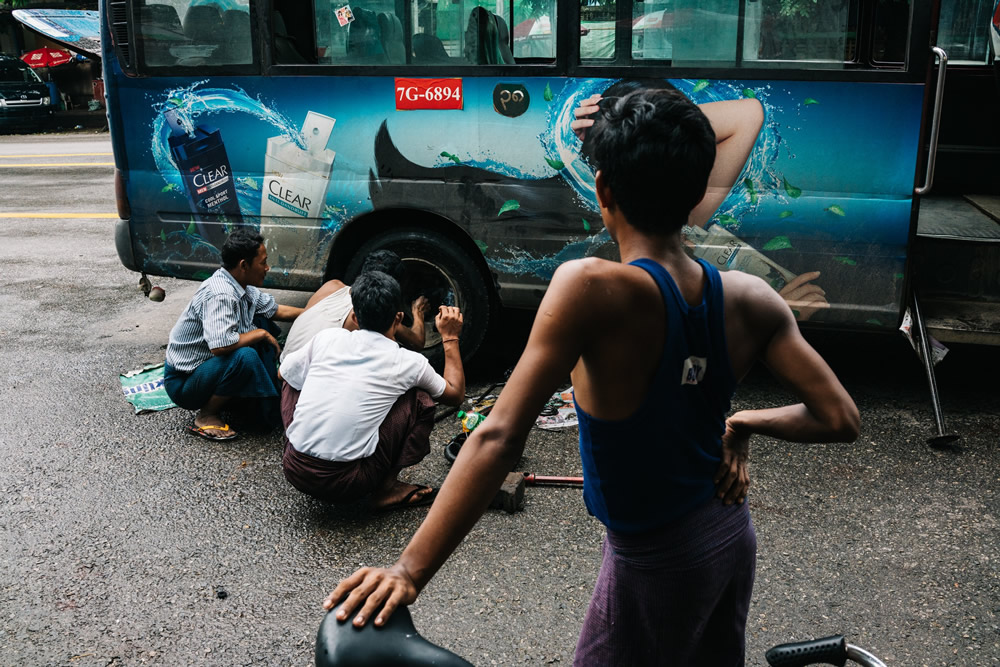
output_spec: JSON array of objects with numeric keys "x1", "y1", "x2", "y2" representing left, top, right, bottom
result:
[{"x1": 345, "y1": 229, "x2": 494, "y2": 365}]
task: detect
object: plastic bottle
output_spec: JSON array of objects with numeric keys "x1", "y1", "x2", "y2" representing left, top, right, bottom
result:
[{"x1": 457, "y1": 410, "x2": 486, "y2": 434}]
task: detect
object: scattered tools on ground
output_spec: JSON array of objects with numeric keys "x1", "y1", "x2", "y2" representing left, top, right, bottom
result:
[
  {"x1": 522, "y1": 473, "x2": 584, "y2": 488},
  {"x1": 488, "y1": 472, "x2": 585, "y2": 514}
]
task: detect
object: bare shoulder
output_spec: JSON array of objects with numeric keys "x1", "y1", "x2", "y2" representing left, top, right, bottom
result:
[
  {"x1": 550, "y1": 257, "x2": 637, "y2": 296},
  {"x1": 542, "y1": 258, "x2": 638, "y2": 321},
  {"x1": 719, "y1": 269, "x2": 794, "y2": 329}
]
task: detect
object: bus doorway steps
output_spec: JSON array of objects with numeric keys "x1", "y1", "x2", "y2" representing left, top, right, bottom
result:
[{"x1": 910, "y1": 291, "x2": 961, "y2": 449}]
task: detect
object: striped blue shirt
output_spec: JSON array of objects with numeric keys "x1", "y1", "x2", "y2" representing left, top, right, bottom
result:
[{"x1": 165, "y1": 268, "x2": 278, "y2": 373}]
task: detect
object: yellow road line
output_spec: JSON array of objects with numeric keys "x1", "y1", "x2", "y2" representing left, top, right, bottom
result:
[
  {"x1": 0, "y1": 162, "x2": 115, "y2": 167},
  {"x1": 0, "y1": 152, "x2": 113, "y2": 158},
  {"x1": 0, "y1": 213, "x2": 118, "y2": 219}
]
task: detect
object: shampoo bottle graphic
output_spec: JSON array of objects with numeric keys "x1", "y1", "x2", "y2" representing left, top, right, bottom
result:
[
  {"x1": 683, "y1": 224, "x2": 797, "y2": 291},
  {"x1": 164, "y1": 109, "x2": 242, "y2": 248},
  {"x1": 260, "y1": 111, "x2": 337, "y2": 284}
]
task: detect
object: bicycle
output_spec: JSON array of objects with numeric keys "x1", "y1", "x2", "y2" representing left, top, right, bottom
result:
[{"x1": 316, "y1": 602, "x2": 886, "y2": 667}]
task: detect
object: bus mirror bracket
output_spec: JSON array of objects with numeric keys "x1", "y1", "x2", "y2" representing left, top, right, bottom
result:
[{"x1": 915, "y1": 46, "x2": 948, "y2": 196}]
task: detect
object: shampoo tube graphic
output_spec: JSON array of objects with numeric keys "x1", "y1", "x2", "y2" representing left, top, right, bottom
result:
[
  {"x1": 260, "y1": 112, "x2": 336, "y2": 284},
  {"x1": 165, "y1": 109, "x2": 242, "y2": 248}
]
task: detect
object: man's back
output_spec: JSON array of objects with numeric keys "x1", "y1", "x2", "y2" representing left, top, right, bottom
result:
[
  {"x1": 280, "y1": 328, "x2": 445, "y2": 462},
  {"x1": 562, "y1": 252, "x2": 856, "y2": 446},
  {"x1": 555, "y1": 254, "x2": 779, "y2": 421}
]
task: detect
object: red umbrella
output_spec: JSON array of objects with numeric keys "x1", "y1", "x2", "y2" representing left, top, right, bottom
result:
[{"x1": 21, "y1": 47, "x2": 74, "y2": 68}]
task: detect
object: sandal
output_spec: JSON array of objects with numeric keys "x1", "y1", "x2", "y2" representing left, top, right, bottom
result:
[{"x1": 186, "y1": 423, "x2": 238, "y2": 441}]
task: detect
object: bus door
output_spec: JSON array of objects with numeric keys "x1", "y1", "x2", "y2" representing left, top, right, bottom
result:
[
  {"x1": 911, "y1": 0, "x2": 1000, "y2": 347},
  {"x1": 567, "y1": 0, "x2": 935, "y2": 331}
]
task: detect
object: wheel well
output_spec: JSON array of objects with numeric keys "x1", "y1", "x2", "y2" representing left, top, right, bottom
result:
[{"x1": 325, "y1": 209, "x2": 498, "y2": 297}]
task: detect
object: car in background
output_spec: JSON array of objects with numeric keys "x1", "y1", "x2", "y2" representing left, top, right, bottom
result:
[{"x1": 0, "y1": 54, "x2": 53, "y2": 131}]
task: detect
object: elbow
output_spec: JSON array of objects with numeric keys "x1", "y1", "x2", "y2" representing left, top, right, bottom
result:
[{"x1": 831, "y1": 403, "x2": 861, "y2": 442}]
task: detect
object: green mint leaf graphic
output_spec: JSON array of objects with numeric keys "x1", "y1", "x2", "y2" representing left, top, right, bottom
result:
[
  {"x1": 744, "y1": 178, "x2": 758, "y2": 205},
  {"x1": 782, "y1": 176, "x2": 802, "y2": 199},
  {"x1": 186, "y1": 221, "x2": 198, "y2": 236},
  {"x1": 498, "y1": 200, "x2": 520, "y2": 216},
  {"x1": 160, "y1": 229, "x2": 167, "y2": 242},
  {"x1": 894, "y1": 272, "x2": 905, "y2": 280},
  {"x1": 804, "y1": 98, "x2": 819, "y2": 105},
  {"x1": 475, "y1": 239, "x2": 488, "y2": 253},
  {"x1": 825, "y1": 205, "x2": 846, "y2": 217},
  {"x1": 742, "y1": 88, "x2": 756, "y2": 99},
  {"x1": 543, "y1": 82, "x2": 553, "y2": 102},
  {"x1": 779, "y1": 210, "x2": 794, "y2": 219},
  {"x1": 717, "y1": 213, "x2": 738, "y2": 226},
  {"x1": 762, "y1": 235, "x2": 793, "y2": 251},
  {"x1": 545, "y1": 156, "x2": 565, "y2": 170},
  {"x1": 440, "y1": 151, "x2": 462, "y2": 165},
  {"x1": 833, "y1": 256, "x2": 857, "y2": 265},
  {"x1": 692, "y1": 79, "x2": 710, "y2": 94},
  {"x1": 582, "y1": 218, "x2": 591, "y2": 232}
]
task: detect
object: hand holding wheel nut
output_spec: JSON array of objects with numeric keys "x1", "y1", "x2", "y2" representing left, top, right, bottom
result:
[{"x1": 435, "y1": 306, "x2": 463, "y2": 341}]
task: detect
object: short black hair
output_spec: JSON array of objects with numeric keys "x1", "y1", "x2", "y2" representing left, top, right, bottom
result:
[
  {"x1": 588, "y1": 87, "x2": 716, "y2": 234},
  {"x1": 360, "y1": 250, "x2": 405, "y2": 284},
  {"x1": 580, "y1": 78, "x2": 677, "y2": 165},
  {"x1": 221, "y1": 230, "x2": 264, "y2": 269},
  {"x1": 351, "y1": 271, "x2": 402, "y2": 333}
]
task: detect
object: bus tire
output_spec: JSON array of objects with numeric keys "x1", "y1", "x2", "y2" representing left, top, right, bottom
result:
[{"x1": 345, "y1": 228, "x2": 494, "y2": 366}]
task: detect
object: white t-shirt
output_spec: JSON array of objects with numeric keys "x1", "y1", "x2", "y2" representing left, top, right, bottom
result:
[
  {"x1": 279, "y1": 328, "x2": 447, "y2": 462},
  {"x1": 279, "y1": 286, "x2": 353, "y2": 362}
]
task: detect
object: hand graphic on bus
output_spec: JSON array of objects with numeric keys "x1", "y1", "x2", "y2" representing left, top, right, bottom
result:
[{"x1": 779, "y1": 271, "x2": 829, "y2": 322}]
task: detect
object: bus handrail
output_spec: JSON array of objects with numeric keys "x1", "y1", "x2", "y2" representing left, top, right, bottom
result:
[{"x1": 915, "y1": 46, "x2": 949, "y2": 196}]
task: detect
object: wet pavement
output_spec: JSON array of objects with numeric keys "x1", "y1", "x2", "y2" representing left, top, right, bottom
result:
[{"x1": 1, "y1": 133, "x2": 998, "y2": 665}]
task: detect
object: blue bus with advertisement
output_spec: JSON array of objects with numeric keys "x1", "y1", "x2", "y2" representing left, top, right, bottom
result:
[{"x1": 100, "y1": 0, "x2": 1000, "y2": 370}]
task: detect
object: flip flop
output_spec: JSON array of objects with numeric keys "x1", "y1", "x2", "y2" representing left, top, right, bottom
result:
[
  {"x1": 375, "y1": 485, "x2": 438, "y2": 512},
  {"x1": 186, "y1": 423, "x2": 238, "y2": 441}
]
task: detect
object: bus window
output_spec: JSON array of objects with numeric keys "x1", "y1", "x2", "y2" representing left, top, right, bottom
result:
[
  {"x1": 312, "y1": 1, "x2": 535, "y2": 66},
  {"x1": 512, "y1": 0, "x2": 558, "y2": 60},
  {"x1": 741, "y1": 0, "x2": 857, "y2": 68},
  {"x1": 135, "y1": 0, "x2": 254, "y2": 68},
  {"x1": 633, "y1": 1, "x2": 673, "y2": 61},
  {"x1": 872, "y1": 0, "x2": 911, "y2": 64},
  {"x1": 581, "y1": 1, "x2": 616, "y2": 60},
  {"x1": 938, "y1": 0, "x2": 996, "y2": 64}
]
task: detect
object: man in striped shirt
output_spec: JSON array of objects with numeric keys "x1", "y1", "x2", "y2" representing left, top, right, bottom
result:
[{"x1": 164, "y1": 230, "x2": 303, "y2": 440}]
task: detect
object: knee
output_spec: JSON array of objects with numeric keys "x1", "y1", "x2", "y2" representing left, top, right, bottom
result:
[{"x1": 231, "y1": 346, "x2": 262, "y2": 363}]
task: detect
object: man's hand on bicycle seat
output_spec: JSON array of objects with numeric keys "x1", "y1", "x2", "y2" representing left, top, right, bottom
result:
[{"x1": 323, "y1": 564, "x2": 419, "y2": 628}]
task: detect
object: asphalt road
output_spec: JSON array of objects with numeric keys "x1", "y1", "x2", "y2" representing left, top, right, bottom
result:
[{"x1": 1, "y1": 133, "x2": 998, "y2": 666}]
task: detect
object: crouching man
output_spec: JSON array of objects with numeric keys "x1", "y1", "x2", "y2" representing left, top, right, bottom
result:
[
  {"x1": 164, "y1": 230, "x2": 303, "y2": 440},
  {"x1": 278, "y1": 271, "x2": 465, "y2": 510}
]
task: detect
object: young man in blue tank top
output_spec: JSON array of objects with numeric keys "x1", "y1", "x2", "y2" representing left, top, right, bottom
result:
[{"x1": 322, "y1": 88, "x2": 860, "y2": 665}]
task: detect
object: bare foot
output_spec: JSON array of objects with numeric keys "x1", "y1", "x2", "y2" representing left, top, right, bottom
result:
[
  {"x1": 372, "y1": 481, "x2": 436, "y2": 511},
  {"x1": 194, "y1": 412, "x2": 227, "y2": 429}
]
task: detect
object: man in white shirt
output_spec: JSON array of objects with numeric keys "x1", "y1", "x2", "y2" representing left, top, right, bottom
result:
[{"x1": 278, "y1": 270, "x2": 466, "y2": 510}]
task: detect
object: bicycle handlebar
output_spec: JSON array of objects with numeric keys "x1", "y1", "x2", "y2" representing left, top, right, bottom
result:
[
  {"x1": 315, "y1": 603, "x2": 473, "y2": 667},
  {"x1": 766, "y1": 635, "x2": 848, "y2": 667},
  {"x1": 766, "y1": 635, "x2": 887, "y2": 667}
]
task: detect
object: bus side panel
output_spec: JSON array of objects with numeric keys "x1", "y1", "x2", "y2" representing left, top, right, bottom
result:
[{"x1": 115, "y1": 75, "x2": 922, "y2": 329}]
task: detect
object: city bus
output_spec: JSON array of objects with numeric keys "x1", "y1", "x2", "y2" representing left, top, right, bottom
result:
[{"x1": 102, "y1": 0, "x2": 1000, "y2": 363}]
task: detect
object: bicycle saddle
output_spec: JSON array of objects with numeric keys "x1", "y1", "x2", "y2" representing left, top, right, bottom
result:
[{"x1": 316, "y1": 603, "x2": 473, "y2": 666}]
